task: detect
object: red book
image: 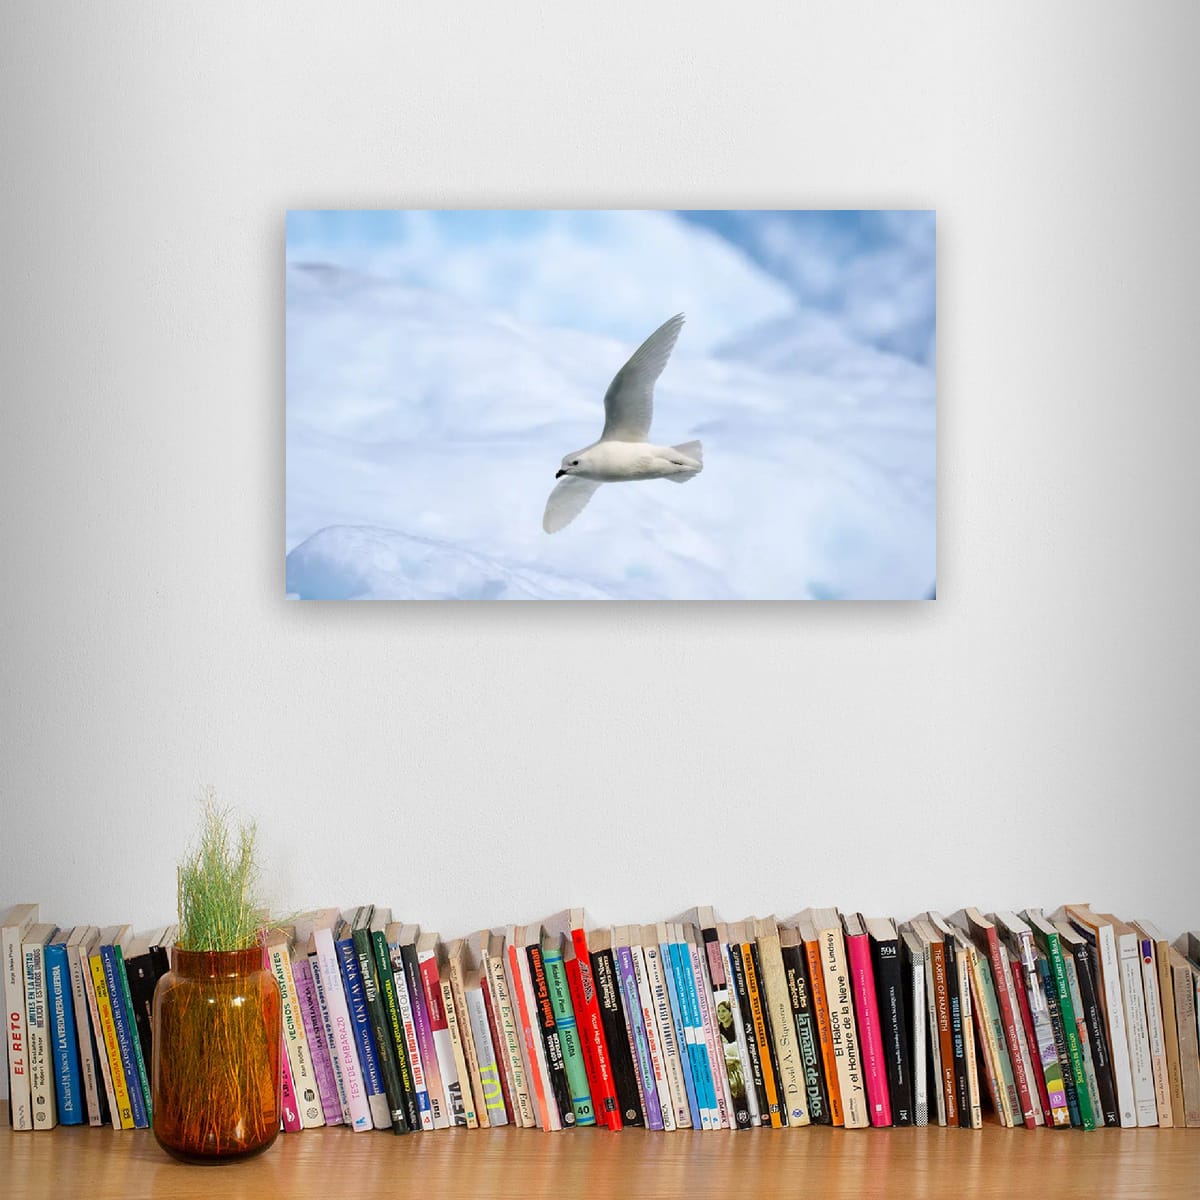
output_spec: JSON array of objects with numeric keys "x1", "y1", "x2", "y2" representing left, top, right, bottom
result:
[
  {"x1": 843, "y1": 914, "x2": 892, "y2": 1126},
  {"x1": 1009, "y1": 955, "x2": 1052, "y2": 1125},
  {"x1": 505, "y1": 926, "x2": 554, "y2": 1130},
  {"x1": 952, "y1": 909, "x2": 1037, "y2": 1129},
  {"x1": 568, "y1": 911, "x2": 621, "y2": 1131}
]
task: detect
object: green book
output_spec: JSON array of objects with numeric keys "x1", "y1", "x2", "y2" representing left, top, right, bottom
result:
[
  {"x1": 113, "y1": 942, "x2": 152, "y2": 1121},
  {"x1": 1024, "y1": 910, "x2": 1095, "y2": 1130},
  {"x1": 541, "y1": 932, "x2": 596, "y2": 1127},
  {"x1": 371, "y1": 927, "x2": 419, "y2": 1131}
]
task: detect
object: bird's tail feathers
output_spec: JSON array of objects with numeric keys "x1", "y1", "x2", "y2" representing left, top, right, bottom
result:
[{"x1": 666, "y1": 440, "x2": 703, "y2": 483}]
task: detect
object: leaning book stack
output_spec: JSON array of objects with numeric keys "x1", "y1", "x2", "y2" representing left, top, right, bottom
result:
[{"x1": 5, "y1": 901, "x2": 1200, "y2": 1135}]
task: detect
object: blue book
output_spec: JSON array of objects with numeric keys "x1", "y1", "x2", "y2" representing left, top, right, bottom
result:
[
  {"x1": 100, "y1": 944, "x2": 147, "y2": 1129},
  {"x1": 658, "y1": 929, "x2": 701, "y2": 1129},
  {"x1": 335, "y1": 929, "x2": 388, "y2": 1128},
  {"x1": 45, "y1": 942, "x2": 84, "y2": 1125},
  {"x1": 672, "y1": 933, "x2": 718, "y2": 1126}
]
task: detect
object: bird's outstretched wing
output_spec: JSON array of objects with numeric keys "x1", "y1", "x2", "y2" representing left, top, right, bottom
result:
[
  {"x1": 543, "y1": 476, "x2": 603, "y2": 533},
  {"x1": 600, "y1": 313, "x2": 685, "y2": 443}
]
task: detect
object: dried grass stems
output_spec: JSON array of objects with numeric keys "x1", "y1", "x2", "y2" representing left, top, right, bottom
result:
[{"x1": 176, "y1": 793, "x2": 263, "y2": 953}]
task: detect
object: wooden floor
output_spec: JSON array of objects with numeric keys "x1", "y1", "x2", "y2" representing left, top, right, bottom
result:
[{"x1": 4, "y1": 1106, "x2": 1199, "y2": 1200}]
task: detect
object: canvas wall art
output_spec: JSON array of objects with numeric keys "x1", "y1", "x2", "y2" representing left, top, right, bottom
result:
[{"x1": 285, "y1": 210, "x2": 935, "y2": 600}]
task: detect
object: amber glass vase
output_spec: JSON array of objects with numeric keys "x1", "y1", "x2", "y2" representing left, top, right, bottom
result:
[{"x1": 152, "y1": 947, "x2": 282, "y2": 1162}]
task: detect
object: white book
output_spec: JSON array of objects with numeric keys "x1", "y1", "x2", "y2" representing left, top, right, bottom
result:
[
  {"x1": 312, "y1": 923, "x2": 373, "y2": 1131},
  {"x1": 916, "y1": 924, "x2": 945, "y2": 1126},
  {"x1": 264, "y1": 934, "x2": 324, "y2": 1128},
  {"x1": 1132, "y1": 932, "x2": 1173, "y2": 1127},
  {"x1": 305, "y1": 945, "x2": 352, "y2": 1124},
  {"x1": 64, "y1": 926, "x2": 102, "y2": 1127},
  {"x1": 1111, "y1": 922, "x2": 1158, "y2": 1126},
  {"x1": 901, "y1": 929, "x2": 929, "y2": 1128},
  {"x1": 630, "y1": 940, "x2": 674, "y2": 1130},
  {"x1": 485, "y1": 933, "x2": 535, "y2": 1128},
  {"x1": 22, "y1": 923, "x2": 59, "y2": 1129},
  {"x1": 719, "y1": 931, "x2": 759, "y2": 1127},
  {"x1": 465, "y1": 985, "x2": 507, "y2": 1127},
  {"x1": 2, "y1": 903, "x2": 39, "y2": 1130},
  {"x1": 642, "y1": 935, "x2": 692, "y2": 1128}
]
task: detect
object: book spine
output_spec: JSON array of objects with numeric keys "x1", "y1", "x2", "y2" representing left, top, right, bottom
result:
[
  {"x1": 80, "y1": 947, "x2": 118, "y2": 1128},
  {"x1": 510, "y1": 939, "x2": 558, "y2": 1131},
  {"x1": 718, "y1": 937, "x2": 759, "y2": 1128},
  {"x1": 981, "y1": 930, "x2": 1035, "y2": 1128},
  {"x1": 99, "y1": 947, "x2": 145, "y2": 1129},
  {"x1": 631, "y1": 944, "x2": 675, "y2": 1131},
  {"x1": 401, "y1": 943, "x2": 445, "y2": 1129},
  {"x1": 543, "y1": 944, "x2": 595, "y2": 1127},
  {"x1": 371, "y1": 932, "x2": 419, "y2": 1131},
  {"x1": 965, "y1": 946, "x2": 1005, "y2": 1123},
  {"x1": 1017, "y1": 947, "x2": 1069, "y2": 1126},
  {"x1": 844, "y1": 931, "x2": 890, "y2": 1127},
  {"x1": 1045, "y1": 933, "x2": 1095, "y2": 1129},
  {"x1": 337, "y1": 934, "x2": 392, "y2": 1130},
  {"x1": 466, "y1": 987, "x2": 508, "y2": 1125},
  {"x1": 418, "y1": 948, "x2": 466, "y2": 1127},
  {"x1": 479, "y1": 974, "x2": 515, "y2": 1123},
  {"x1": 24, "y1": 941, "x2": 56, "y2": 1129},
  {"x1": 955, "y1": 943, "x2": 982, "y2": 1128},
  {"x1": 313, "y1": 930, "x2": 371, "y2": 1131},
  {"x1": 591, "y1": 947, "x2": 643, "y2": 1127},
  {"x1": 1153, "y1": 941, "x2": 1185, "y2": 1126},
  {"x1": 689, "y1": 938, "x2": 732, "y2": 1129},
  {"x1": 664, "y1": 938, "x2": 704, "y2": 1129},
  {"x1": 488, "y1": 951, "x2": 535, "y2": 1128},
  {"x1": 568, "y1": 930, "x2": 619, "y2": 1130},
  {"x1": 756, "y1": 929, "x2": 807, "y2": 1127},
  {"x1": 307, "y1": 949, "x2": 352, "y2": 1124},
  {"x1": 1039, "y1": 955, "x2": 1082, "y2": 1126},
  {"x1": 926, "y1": 937, "x2": 956, "y2": 1127},
  {"x1": 781, "y1": 942, "x2": 830, "y2": 1125},
  {"x1": 443, "y1": 958, "x2": 483, "y2": 1129},
  {"x1": 111, "y1": 946, "x2": 151, "y2": 1124},
  {"x1": 942, "y1": 936, "x2": 969, "y2": 1128},
  {"x1": 820, "y1": 926, "x2": 868, "y2": 1128},
  {"x1": 642, "y1": 942, "x2": 692, "y2": 1128},
  {"x1": 88, "y1": 952, "x2": 133, "y2": 1129},
  {"x1": 741, "y1": 941, "x2": 783, "y2": 1127},
  {"x1": 869, "y1": 936, "x2": 910, "y2": 1126},
  {"x1": 614, "y1": 944, "x2": 661, "y2": 1129},
  {"x1": 389, "y1": 944, "x2": 431, "y2": 1128},
  {"x1": 973, "y1": 949, "x2": 1014, "y2": 1125},
  {"x1": 4, "y1": 921, "x2": 35, "y2": 1130},
  {"x1": 726, "y1": 941, "x2": 767, "y2": 1124},
  {"x1": 292, "y1": 957, "x2": 343, "y2": 1126},
  {"x1": 1008, "y1": 954, "x2": 1052, "y2": 1125},
  {"x1": 529, "y1": 943, "x2": 575, "y2": 1128},
  {"x1": 804, "y1": 935, "x2": 844, "y2": 1126},
  {"x1": 1063, "y1": 953, "x2": 1105, "y2": 1127},
  {"x1": 278, "y1": 1027, "x2": 301, "y2": 1131},
  {"x1": 704, "y1": 928, "x2": 752, "y2": 1129},
  {"x1": 45, "y1": 945, "x2": 82, "y2": 1125},
  {"x1": 904, "y1": 940, "x2": 928, "y2": 1127},
  {"x1": 1116, "y1": 935, "x2": 1157, "y2": 1126},
  {"x1": 1093, "y1": 923, "x2": 1138, "y2": 1126},
  {"x1": 65, "y1": 940, "x2": 103, "y2": 1126},
  {"x1": 266, "y1": 944, "x2": 324, "y2": 1129},
  {"x1": 120, "y1": 955, "x2": 157, "y2": 1091},
  {"x1": 1173, "y1": 959, "x2": 1200, "y2": 1126}
]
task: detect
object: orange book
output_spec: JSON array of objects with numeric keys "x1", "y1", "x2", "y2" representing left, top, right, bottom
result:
[
  {"x1": 792, "y1": 913, "x2": 844, "y2": 1126},
  {"x1": 733, "y1": 923, "x2": 782, "y2": 1129}
]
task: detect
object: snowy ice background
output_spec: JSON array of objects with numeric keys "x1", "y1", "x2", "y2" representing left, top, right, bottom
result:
[{"x1": 285, "y1": 210, "x2": 936, "y2": 600}]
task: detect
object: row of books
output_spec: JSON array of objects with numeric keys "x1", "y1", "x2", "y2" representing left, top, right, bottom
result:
[{"x1": 5, "y1": 902, "x2": 1200, "y2": 1134}]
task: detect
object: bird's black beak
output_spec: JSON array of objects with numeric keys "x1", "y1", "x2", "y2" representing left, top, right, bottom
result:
[{"x1": 555, "y1": 469, "x2": 566, "y2": 478}]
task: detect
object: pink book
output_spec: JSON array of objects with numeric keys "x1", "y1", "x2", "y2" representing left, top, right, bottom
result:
[
  {"x1": 312, "y1": 923, "x2": 372, "y2": 1131},
  {"x1": 843, "y1": 915, "x2": 893, "y2": 1126},
  {"x1": 292, "y1": 956, "x2": 344, "y2": 1126}
]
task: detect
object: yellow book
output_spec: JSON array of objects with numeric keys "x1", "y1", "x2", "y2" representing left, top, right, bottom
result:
[{"x1": 88, "y1": 951, "x2": 134, "y2": 1130}]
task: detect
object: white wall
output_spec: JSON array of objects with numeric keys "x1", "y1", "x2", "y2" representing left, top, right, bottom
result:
[{"x1": 2, "y1": 0, "x2": 1198, "y2": 1068}]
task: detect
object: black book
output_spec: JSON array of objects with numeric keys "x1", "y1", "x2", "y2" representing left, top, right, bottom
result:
[
  {"x1": 1056, "y1": 921, "x2": 1119, "y2": 1127},
  {"x1": 527, "y1": 940, "x2": 574, "y2": 1126},
  {"x1": 747, "y1": 940, "x2": 785, "y2": 1126},
  {"x1": 588, "y1": 939, "x2": 644, "y2": 1127},
  {"x1": 397, "y1": 937, "x2": 444, "y2": 1128},
  {"x1": 1037, "y1": 954, "x2": 1081, "y2": 1127},
  {"x1": 867, "y1": 917, "x2": 913, "y2": 1127},
  {"x1": 123, "y1": 938, "x2": 170, "y2": 1073},
  {"x1": 779, "y1": 931, "x2": 830, "y2": 1125},
  {"x1": 372, "y1": 921, "x2": 421, "y2": 1131},
  {"x1": 726, "y1": 930, "x2": 769, "y2": 1124},
  {"x1": 351, "y1": 913, "x2": 410, "y2": 1134}
]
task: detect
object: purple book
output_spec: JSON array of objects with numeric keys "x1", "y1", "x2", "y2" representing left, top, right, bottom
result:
[
  {"x1": 292, "y1": 956, "x2": 344, "y2": 1125},
  {"x1": 306, "y1": 949, "x2": 352, "y2": 1124},
  {"x1": 616, "y1": 943, "x2": 663, "y2": 1130}
]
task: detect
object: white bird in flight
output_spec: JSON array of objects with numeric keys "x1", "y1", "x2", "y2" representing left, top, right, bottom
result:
[{"x1": 543, "y1": 313, "x2": 703, "y2": 533}]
